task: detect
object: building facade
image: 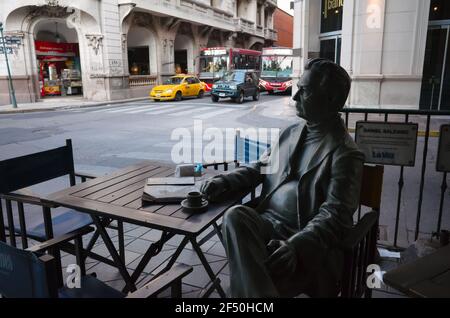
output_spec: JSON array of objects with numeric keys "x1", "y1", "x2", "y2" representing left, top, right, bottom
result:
[
  {"x1": 292, "y1": 0, "x2": 450, "y2": 111},
  {"x1": 273, "y1": 7, "x2": 293, "y2": 48},
  {"x1": 0, "y1": 0, "x2": 278, "y2": 105}
]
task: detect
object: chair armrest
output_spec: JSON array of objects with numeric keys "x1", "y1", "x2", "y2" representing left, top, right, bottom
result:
[
  {"x1": 75, "y1": 171, "x2": 98, "y2": 182},
  {"x1": 341, "y1": 211, "x2": 379, "y2": 250},
  {"x1": 26, "y1": 226, "x2": 94, "y2": 253},
  {"x1": 126, "y1": 264, "x2": 193, "y2": 298},
  {"x1": 0, "y1": 191, "x2": 58, "y2": 208}
]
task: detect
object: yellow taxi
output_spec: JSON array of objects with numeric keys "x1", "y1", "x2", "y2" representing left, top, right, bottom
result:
[{"x1": 150, "y1": 74, "x2": 206, "y2": 101}]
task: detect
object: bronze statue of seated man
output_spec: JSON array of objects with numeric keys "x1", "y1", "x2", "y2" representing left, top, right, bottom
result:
[{"x1": 200, "y1": 58, "x2": 365, "y2": 298}]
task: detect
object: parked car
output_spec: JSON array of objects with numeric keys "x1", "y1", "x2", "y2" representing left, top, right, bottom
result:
[
  {"x1": 210, "y1": 70, "x2": 260, "y2": 104},
  {"x1": 150, "y1": 74, "x2": 206, "y2": 101}
]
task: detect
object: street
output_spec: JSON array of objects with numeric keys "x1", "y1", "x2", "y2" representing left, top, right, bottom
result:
[
  {"x1": 0, "y1": 93, "x2": 448, "y2": 249},
  {"x1": 0, "y1": 93, "x2": 294, "y2": 170}
]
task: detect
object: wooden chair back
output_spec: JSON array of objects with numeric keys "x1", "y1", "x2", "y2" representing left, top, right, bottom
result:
[
  {"x1": 0, "y1": 241, "x2": 58, "y2": 298},
  {"x1": 0, "y1": 139, "x2": 76, "y2": 194},
  {"x1": 340, "y1": 165, "x2": 384, "y2": 298}
]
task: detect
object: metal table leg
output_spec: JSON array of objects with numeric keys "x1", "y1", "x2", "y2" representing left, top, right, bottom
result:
[
  {"x1": 91, "y1": 215, "x2": 136, "y2": 292},
  {"x1": 190, "y1": 237, "x2": 226, "y2": 298}
]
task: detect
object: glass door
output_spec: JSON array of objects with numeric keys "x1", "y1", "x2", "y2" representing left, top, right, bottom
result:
[
  {"x1": 320, "y1": 36, "x2": 342, "y2": 65},
  {"x1": 420, "y1": 25, "x2": 450, "y2": 110}
]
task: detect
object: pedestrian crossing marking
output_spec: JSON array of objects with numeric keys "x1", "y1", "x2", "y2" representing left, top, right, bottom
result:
[
  {"x1": 168, "y1": 106, "x2": 212, "y2": 117},
  {"x1": 127, "y1": 105, "x2": 173, "y2": 114},
  {"x1": 108, "y1": 106, "x2": 149, "y2": 113},
  {"x1": 194, "y1": 108, "x2": 235, "y2": 119},
  {"x1": 68, "y1": 102, "x2": 248, "y2": 119},
  {"x1": 145, "y1": 106, "x2": 197, "y2": 115}
]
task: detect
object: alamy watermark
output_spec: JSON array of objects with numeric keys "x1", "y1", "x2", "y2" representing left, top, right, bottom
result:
[
  {"x1": 170, "y1": 120, "x2": 281, "y2": 174},
  {"x1": 66, "y1": 264, "x2": 81, "y2": 289},
  {"x1": 366, "y1": 264, "x2": 386, "y2": 289}
]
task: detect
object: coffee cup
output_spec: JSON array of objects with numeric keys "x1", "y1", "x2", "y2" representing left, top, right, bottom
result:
[{"x1": 186, "y1": 191, "x2": 203, "y2": 207}]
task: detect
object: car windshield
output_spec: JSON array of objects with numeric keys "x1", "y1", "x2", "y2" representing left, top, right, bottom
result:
[
  {"x1": 221, "y1": 71, "x2": 246, "y2": 83},
  {"x1": 164, "y1": 77, "x2": 184, "y2": 85},
  {"x1": 261, "y1": 55, "x2": 293, "y2": 78}
]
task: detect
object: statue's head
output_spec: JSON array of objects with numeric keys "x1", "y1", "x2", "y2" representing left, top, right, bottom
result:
[{"x1": 293, "y1": 58, "x2": 351, "y2": 123}]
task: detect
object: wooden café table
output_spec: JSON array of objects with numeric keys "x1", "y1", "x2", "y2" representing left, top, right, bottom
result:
[
  {"x1": 383, "y1": 245, "x2": 450, "y2": 298},
  {"x1": 42, "y1": 161, "x2": 240, "y2": 297}
]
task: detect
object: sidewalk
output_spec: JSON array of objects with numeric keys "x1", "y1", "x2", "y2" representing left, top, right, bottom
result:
[{"x1": 0, "y1": 96, "x2": 150, "y2": 114}]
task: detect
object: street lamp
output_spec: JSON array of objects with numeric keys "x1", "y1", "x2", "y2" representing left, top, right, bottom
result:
[{"x1": 0, "y1": 22, "x2": 18, "y2": 108}]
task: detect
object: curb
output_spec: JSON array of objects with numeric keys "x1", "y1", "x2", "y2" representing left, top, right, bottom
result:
[{"x1": 0, "y1": 97, "x2": 151, "y2": 114}]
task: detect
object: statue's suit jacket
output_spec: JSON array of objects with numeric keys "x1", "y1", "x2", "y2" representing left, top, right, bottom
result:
[{"x1": 220, "y1": 118, "x2": 365, "y2": 296}]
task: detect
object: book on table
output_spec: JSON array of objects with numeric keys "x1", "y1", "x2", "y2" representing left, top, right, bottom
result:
[{"x1": 142, "y1": 177, "x2": 199, "y2": 203}]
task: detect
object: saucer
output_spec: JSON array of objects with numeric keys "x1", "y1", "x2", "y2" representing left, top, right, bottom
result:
[{"x1": 181, "y1": 198, "x2": 209, "y2": 213}]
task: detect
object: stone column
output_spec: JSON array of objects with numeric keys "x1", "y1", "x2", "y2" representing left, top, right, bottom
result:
[
  {"x1": 292, "y1": 0, "x2": 310, "y2": 99},
  {"x1": 152, "y1": 16, "x2": 179, "y2": 82},
  {"x1": 260, "y1": 4, "x2": 265, "y2": 27},
  {"x1": 98, "y1": 0, "x2": 128, "y2": 100},
  {"x1": 192, "y1": 25, "x2": 213, "y2": 74},
  {"x1": 341, "y1": 0, "x2": 386, "y2": 107}
]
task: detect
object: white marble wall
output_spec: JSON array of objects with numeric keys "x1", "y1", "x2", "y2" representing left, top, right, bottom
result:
[{"x1": 294, "y1": 0, "x2": 431, "y2": 109}]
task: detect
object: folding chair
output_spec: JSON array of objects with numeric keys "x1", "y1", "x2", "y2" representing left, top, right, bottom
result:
[
  {"x1": 339, "y1": 165, "x2": 384, "y2": 298},
  {"x1": 0, "y1": 232, "x2": 192, "y2": 298},
  {"x1": 0, "y1": 139, "x2": 125, "y2": 285}
]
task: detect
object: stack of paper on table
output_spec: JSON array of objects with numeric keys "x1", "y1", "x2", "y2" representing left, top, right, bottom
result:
[{"x1": 142, "y1": 177, "x2": 199, "y2": 203}]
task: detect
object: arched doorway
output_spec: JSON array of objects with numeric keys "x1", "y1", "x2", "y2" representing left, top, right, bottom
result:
[
  {"x1": 174, "y1": 26, "x2": 195, "y2": 74},
  {"x1": 33, "y1": 19, "x2": 83, "y2": 98},
  {"x1": 249, "y1": 42, "x2": 264, "y2": 51},
  {"x1": 127, "y1": 25, "x2": 158, "y2": 76}
]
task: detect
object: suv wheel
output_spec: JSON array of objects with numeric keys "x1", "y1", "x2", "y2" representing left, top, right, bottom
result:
[
  {"x1": 175, "y1": 91, "x2": 182, "y2": 101},
  {"x1": 253, "y1": 90, "x2": 260, "y2": 101},
  {"x1": 237, "y1": 91, "x2": 244, "y2": 104},
  {"x1": 197, "y1": 90, "x2": 204, "y2": 99},
  {"x1": 211, "y1": 95, "x2": 219, "y2": 102}
]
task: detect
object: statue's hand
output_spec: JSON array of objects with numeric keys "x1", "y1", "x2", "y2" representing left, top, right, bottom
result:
[
  {"x1": 266, "y1": 240, "x2": 298, "y2": 277},
  {"x1": 199, "y1": 177, "x2": 228, "y2": 202}
]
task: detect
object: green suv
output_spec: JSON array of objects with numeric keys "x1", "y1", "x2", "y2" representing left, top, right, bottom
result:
[{"x1": 211, "y1": 70, "x2": 260, "y2": 103}]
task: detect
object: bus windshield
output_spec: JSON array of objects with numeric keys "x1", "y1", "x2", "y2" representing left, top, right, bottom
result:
[
  {"x1": 261, "y1": 55, "x2": 293, "y2": 78},
  {"x1": 199, "y1": 55, "x2": 228, "y2": 78},
  {"x1": 221, "y1": 71, "x2": 246, "y2": 83}
]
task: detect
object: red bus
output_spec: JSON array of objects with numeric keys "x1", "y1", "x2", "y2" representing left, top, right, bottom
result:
[
  {"x1": 259, "y1": 47, "x2": 293, "y2": 94},
  {"x1": 197, "y1": 47, "x2": 261, "y2": 91}
]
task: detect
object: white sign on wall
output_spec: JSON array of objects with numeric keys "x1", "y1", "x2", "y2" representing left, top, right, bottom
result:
[
  {"x1": 437, "y1": 125, "x2": 450, "y2": 172},
  {"x1": 355, "y1": 121, "x2": 418, "y2": 167}
]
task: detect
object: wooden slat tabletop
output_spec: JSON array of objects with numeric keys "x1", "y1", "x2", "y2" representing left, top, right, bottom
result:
[
  {"x1": 43, "y1": 162, "x2": 240, "y2": 235},
  {"x1": 383, "y1": 245, "x2": 450, "y2": 298}
]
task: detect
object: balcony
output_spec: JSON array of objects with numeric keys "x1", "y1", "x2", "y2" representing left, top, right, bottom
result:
[
  {"x1": 122, "y1": 0, "x2": 275, "y2": 40},
  {"x1": 264, "y1": 28, "x2": 278, "y2": 41},
  {"x1": 125, "y1": 0, "x2": 235, "y2": 31},
  {"x1": 234, "y1": 17, "x2": 256, "y2": 35},
  {"x1": 129, "y1": 75, "x2": 157, "y2": 87},
  {"x1": 256, "y1": 25, "x2": 264, "y2": 37}
]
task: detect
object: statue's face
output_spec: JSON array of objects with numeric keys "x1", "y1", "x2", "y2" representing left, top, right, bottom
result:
[{"x1": 293, "y1": 69, "x2": 330, "y2": 123}]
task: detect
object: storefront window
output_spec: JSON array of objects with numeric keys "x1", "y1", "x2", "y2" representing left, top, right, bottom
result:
[
  {"x1": 320, "y1": 0, "x2": 343, "y2": 65},
  {"x1": 321, "y1": 0, "x2": 344, "y2": 34},
  {"x1": 429, "y1": 0, "x2": 450, "y2": 21},
  {"x1": 128, "y1": 47, "x2": 150, "y2": 75},
  {"x1": 35, "y1": 41, "x2": 83, "y2": 97}
]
